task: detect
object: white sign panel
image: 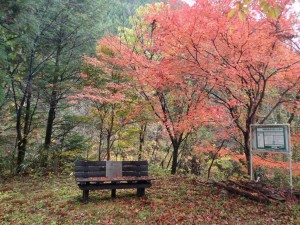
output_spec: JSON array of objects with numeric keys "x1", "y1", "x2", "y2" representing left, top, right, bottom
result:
[
  {"x1": 251, "y1": 124, "x2": 290, "y2": 153},
  {"x1": 250, "y1": 124, "x2": 292, "y2": 188}
]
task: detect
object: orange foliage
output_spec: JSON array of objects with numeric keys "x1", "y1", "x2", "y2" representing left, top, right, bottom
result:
[
  {"x1": 75, "y1": 1, "x2": 300, "y2": 173},
  {"x1": 196, "y1": 144, "x2": 300, "y2": 175}
]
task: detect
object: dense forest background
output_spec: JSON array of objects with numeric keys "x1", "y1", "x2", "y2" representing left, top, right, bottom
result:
[
  {"x1": 0, "y1": 0, "x2": 299, "y2": 186},
  {"x1": 0, "y1": 0, "x2": 153, "y2": 174}
]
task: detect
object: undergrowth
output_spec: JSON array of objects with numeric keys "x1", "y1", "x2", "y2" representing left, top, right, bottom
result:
[{"x1": 0, "y1": 169, "x2": 299, "y2": 224}]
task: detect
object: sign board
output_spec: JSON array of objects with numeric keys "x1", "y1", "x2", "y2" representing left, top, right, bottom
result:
[
  {"x1": 250, "y1": 124, "x2": 293, "y2": 189},
  {"x1": 251, "y1": 124, "x2": 290, "y2": 153},
  {"x1": 106, "y1": 161, "x2": 122, "y2": 178}
]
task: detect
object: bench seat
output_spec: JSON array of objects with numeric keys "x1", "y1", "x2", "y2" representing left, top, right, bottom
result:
[{"x1": 75, "y1": 160, "x2": 153, "y2": 201}]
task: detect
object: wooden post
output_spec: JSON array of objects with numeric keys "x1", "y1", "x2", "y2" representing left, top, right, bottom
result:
[
  {"x1": 137, "y1": 188, "x2": 145, "y2": 197},
  {"x1": 83, "y1": 190, "x2": 89, "y2": 201},
  {"x1": 250, "y1": 125, "x2": 254, "y2": 180},
  {"x1": 111, "y1": 189, "x2": 116, "y2": 198}
]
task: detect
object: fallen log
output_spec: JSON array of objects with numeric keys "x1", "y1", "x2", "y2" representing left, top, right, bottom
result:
[
  {"x1": 214, "y1": 181, "x2": 271, "y2": 204},
  {"x1": 228, "y1": 179, "x2": 282, "y2": 202},
  {"x1": 228, "y1": 179, "x2": 262, "y2": 194},
  {"x1": 239, "y1": 180, "x2": 286, "y2": 202}
]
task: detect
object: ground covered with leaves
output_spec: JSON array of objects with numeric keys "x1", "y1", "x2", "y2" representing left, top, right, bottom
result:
[{"x1": 0, "y1": 171, "x2": 299, "y2": 224}]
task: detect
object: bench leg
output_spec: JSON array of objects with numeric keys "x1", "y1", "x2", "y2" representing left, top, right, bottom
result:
[
  {"x1": 111, "y1": 189, "x2": 116, "y2": 198},
  {"x1": 83, "y1": 190, "x2": 89, "y2": 201},
  {"x1": 137, "y1": 188, "x2": 145, "y2": 197}
]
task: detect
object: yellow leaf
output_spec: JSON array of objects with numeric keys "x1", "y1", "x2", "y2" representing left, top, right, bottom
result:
[
  {"x1": 266, "y1": 11, "x2": 272, "y2": 18},
  {"x1": 267, "y1": 8, "x2": 276, "y2": 19},
  {"x1": 259, "y1": 0, "x2": 266, "y2": 8},
  {"x1": 235, "y1": 2, "x2": 243, "y2": 10},
  {"x1": 238, "y1": 11, "x2": 246, "y2": 21},
  {"x1": 244, "y1": 7, "x2": 250, "y2": 14},
  {"x1": 228, "y1": 9, "x2": 236, "y2": 18},
  {"x1": 263, "y1": 3, "x2": 270, "y2": 13},
  {"x1": 273, "y1": 7, "x2": 280, "y2": 19}
]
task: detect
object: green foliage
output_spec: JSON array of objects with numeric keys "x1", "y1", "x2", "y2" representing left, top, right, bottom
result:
[
  {"x1": 99, "y1": 45, "x2": 115, "y2": 57},
  {"x1": 229, "y1": 0, "x2": 282, "y2": 20},
  {"x1": 0, "y1": 0, "x2": 153, "y2": 173},
  {"x1": 0, "y1": 154, "x2": 11, "y2": 176},
  {"x1": 254, "y1": 166, "x2": 296, "y2": 189},
  {"x1": 63, "y1": 134, "x2": 90, "y2": 152},
  {"x1": 104, "y1": 0, "x2": 152, "y2": 34},
  {"x1": 0, "y1": 73, "x2": 5, "y2": 105},
  {"x1": 118, "y1": 2, "x2": 165, "y2": 50},
  {"x1": 149, "y1": 164, "x2": 170, "y2": 177},
  {"x1": 210, "y1": 156, "x2": 243, "y2": 180},
  {"x1": 54, "y1": 150, "x2": 85, "y2": 174},
  {"x1": 52, "y1": 114, "x2": 90, "y2": 152}
]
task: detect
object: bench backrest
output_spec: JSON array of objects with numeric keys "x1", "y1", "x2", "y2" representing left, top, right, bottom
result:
[{"x1": 75, "y1": 160, "x2": 148, "y2": 178}]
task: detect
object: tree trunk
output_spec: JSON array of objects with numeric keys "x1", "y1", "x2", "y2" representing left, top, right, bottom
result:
[
  {"x1": 16, "y1": 108, "x2": 24, "y2": 173},
  {"x1": 43, "y1": 98, "x2": 57, "y2": 166},
  {"x1": 243, "y1": 131, "x2": 251, "y2": 175},
  {"x1": 16, "y1": 82, "x2": 32, "y2": 173},
  {"x1": 106, "y1": 106, "x2": 115, "y2": 161},
  {"x1": 160, "y1": 144, "x2": 171, "y2": 169},
  {"x1": 207, "y1": 140, "x2": 225, "y2": 180},
  {"x1": 171, "y1": 141, "x2": 180, "y2": 175},
  {"x1": 43, "y1": 45, "x2": 61, "y2": 166},
  {"x1": 98, "y1": 127, "x2": 103, "y2": 161},
  {"x1": 106, "y1": 131, "x2": 111, "y2": 161},
  {"x1": 16, "y1": 141, "x2": 26, "y2": 173},
  {"x1": 97, "y1": 115, "x2": 106, "y2": 161},
  {"x1": 138, "y1": 123, "x2": 147, "y2": 160}
]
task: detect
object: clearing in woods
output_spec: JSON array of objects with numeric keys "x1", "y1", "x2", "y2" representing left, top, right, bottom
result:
[{"x1": 0, "y1": 172, "x2": 299, "y2": 224}]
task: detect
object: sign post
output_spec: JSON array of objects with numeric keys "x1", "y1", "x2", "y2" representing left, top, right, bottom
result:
[{"x1": 250, "y1": 124, "x2": 292, "y2": 188}]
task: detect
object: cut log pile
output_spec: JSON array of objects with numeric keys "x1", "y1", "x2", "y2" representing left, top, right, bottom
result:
[{"x1": 212, "y1": 179, "x2": 299, "y2": 204}]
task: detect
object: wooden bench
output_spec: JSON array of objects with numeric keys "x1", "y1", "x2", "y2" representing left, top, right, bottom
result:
[{"x1": 75, "y1": 160, "x2": 153, "y2": 201}]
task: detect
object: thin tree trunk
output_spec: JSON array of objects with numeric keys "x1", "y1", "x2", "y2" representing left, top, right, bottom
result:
[
  {"x1": 207, "y1": 140, "x2": 225, "y2": 180},
  {"x1": 43, "y1": 45, "x2": 61, "y2": 166},
  {"x1": 43, "y1": 99, "x2": 56, "y2": 164},
  {"x1": 98, "y1": 127, "x2": 103, "y2": 161},
  {"x1": 106, "y1": 131, "x2": 111, "y2": 161},
  {"x1": 243, "y1": 131, "x2": 251, "y2": 175},
  {"x1": 106, "y1": 106, "x2": 115, "y2": 161},
  {"x1": 138, "y1": 123, "x2": 147, "y2": 160},
  {"x1": 287, "y1": 113, "x2": 294, "y2": 124},
  {"x1": 160, "y1": 144, "x2": 171, "y2": 168},
  {"x1": 167, "y1": 152, "x2": 173, "y2": 170},
  {"x1": 171, "y1": 141, "x2": 180, "y2": 175},
  {"x1": 16, "y1": 82, "x2": 32, "y2": 173}
]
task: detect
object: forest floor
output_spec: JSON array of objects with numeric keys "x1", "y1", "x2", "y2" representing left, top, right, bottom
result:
[{"x1": 0, "y1": 170, "x2": 299, "y2": 225}]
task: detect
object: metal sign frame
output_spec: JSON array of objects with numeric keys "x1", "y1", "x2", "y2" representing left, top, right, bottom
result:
[
  {"x1": 251, "y1": 125, "x2": 290, "y2": 153},
  {"x1": 250, "y1": 124, "x2": 292, "y2": 189}
]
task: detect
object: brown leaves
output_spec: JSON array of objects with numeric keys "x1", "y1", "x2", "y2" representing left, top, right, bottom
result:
[{"x1": 0, "y1": 173, "x2": 299, "y2": 224}]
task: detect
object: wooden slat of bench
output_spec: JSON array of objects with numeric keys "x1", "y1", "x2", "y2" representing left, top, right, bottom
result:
[
  {"x1": 74, "y1": 160, "x2": 150, "y2": 178},
  {"x1": 122, "y1": 161, "x2": 148, "y2": 166},
  {"x1": 122, "y1": 165, "x2": 148, "y2": 172},
  {"x1": 78, "y1": 182, "x2": 151, "y2": 191},
  {"x1": 75, "y1": 166, "x2": 106, "y2": 172},
  {"x1": 75, "y1": 171, "x2": 106, "y2": 178},
  {"x1": 76, "y1": 176, "x2": 154, "y2": 182},
  {"x1": 75, "y1": 161, "x2": 106, "y2": 166},
  {"x1": 122, "y1": 171, "x2": 148, "y2": 177}
]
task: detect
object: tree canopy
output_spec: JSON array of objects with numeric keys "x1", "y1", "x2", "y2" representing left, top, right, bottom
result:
[
  {"x1": 86, "y1": 0, "x2": 300, "y2": 174},
  {"x1": 0, "y1": 0, "x2": 300, "y2": 180}
]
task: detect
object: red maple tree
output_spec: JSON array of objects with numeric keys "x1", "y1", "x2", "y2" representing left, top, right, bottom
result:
[
  {"x1": 150, "y1": 0, "x2": 300, "y2": 174},
  {"x1": 76, "y1": 0, "x2": 300, "y2": 174}
]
